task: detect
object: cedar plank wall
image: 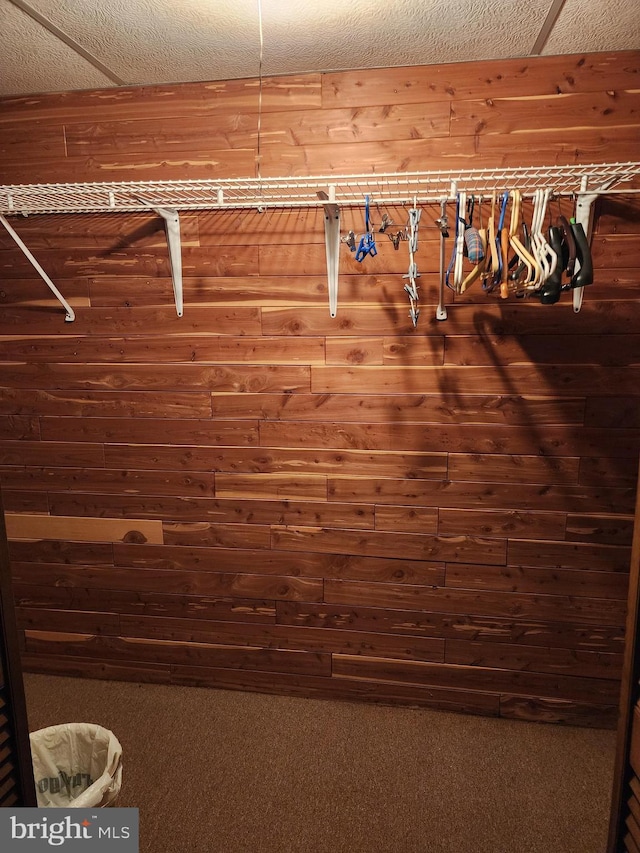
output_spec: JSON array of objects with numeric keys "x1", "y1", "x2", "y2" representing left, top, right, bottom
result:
[{"x1": 0, "y1": 51, "x2": 639, "y2": 728}]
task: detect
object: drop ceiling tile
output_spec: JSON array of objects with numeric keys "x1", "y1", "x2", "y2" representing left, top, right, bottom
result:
[
  {"x1": 2, "y1": 0, "x2": 636, "y2": 99},
  {"x1": 15, "y1": 0, "x2": 553, "y2": 93},
  {"x1": 542, "y1": 0, "x2": 640, "y2": 55},
  {"x1": 20, "y1": 0, "x2": 262, "y2": 85},
  {"x1": 0, "y1": 0, "x2": 115, "y2": 96},
  {"x1": 260, "y1": 0, "x2": 552, "y2": 74}
]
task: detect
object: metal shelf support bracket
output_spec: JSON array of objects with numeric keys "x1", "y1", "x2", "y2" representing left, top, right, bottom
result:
[
  {"x1": 150, "y1": 204, "x2": 183, "y2": 317},
  {"x1": 319, "y1": 187, "x2": 340, "y2": 318},
  {"x1": 0, "y1": 213, "x2": 75, "y2": 322}
]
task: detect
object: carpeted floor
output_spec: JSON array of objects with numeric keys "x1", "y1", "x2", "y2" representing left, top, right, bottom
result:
[{"x1": 23, "y1": 674, "x2": 616, "y2": 853}]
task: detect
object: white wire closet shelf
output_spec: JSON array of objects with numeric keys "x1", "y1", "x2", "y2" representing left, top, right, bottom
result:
[
  {"x1": 1, "y1": 161, "x2": 640, "y2": 214},
  {"x1": 1, "y1": 161, "x2": 639, "y2": 324}
]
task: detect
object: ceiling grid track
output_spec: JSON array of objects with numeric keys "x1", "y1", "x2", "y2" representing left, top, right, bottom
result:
[
  {"x1": 6, "y1": 0, "x2": 126, "y2": 84},
  {"x1": 531, "y1": 0, "x2": 569, "y2": 54}
]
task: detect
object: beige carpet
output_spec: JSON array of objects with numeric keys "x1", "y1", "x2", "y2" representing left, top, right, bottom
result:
[{"x1": 23, "y1": 674, "x2": 616, "y2": 853}]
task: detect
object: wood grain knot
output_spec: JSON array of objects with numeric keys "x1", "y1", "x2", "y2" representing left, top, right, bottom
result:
[{"x1": 123, "y1": 530, "x2": 148, "y2": 544}]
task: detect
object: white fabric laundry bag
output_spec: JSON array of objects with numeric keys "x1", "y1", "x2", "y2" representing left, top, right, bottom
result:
[{"x1": 30, "y1": 723, "x2": 123, "y2": 808}]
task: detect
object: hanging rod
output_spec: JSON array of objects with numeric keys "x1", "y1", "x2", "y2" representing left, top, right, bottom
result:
[{"x1": 1, "y1": 162, "x2": 639, "y2": 215}]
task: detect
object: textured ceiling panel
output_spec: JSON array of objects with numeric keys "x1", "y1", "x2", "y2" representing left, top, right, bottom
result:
[
  {"x1": 259, "y1": 0, "x2": 551, "y2": 75},
  {"x1": 11, "y1": 0, "x2": 551, "y2": 91},
  {"x1": 0, "y1": 1, "x2": 115, "y2": 95},
  {"x1": 542, "y1": 0, "x2": 640, "y2": 55},
  {"x1": 16, "y1": 0, "x2": 261, "y2": 85},
  {"x1": 0, "y1": 0, "x2": 637, "y2": 99}
]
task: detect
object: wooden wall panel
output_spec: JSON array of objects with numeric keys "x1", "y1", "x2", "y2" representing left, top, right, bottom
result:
[
  {"x1": 331, "y1": 655, "x2": 620, "y2": 704},
  {"x1": 445, "y1": 564, "x2": 629, "y2": 600},
  {"x1": 0, "y1": 389, "x2": 213, "y2": 419},
  {"x1": 115, "y1": 613, "x2": 446, "y2": 662},
  {"x1": 1, "y1": 491, "x2": 49, "y2": 514},
  {"x1": 309, "y1": 365, "x2": 640, "y2": 396},
  {"x1": 13, "y1": 589, "x2": 278, "y2": 624},
  {"x1": 5, "y1": 514, "x2": 164, "y2": 544},
  {"x1": 39, "y1": 417, "x2": 260, "y2": 445},
  {"x1": 212, "y1": 393, "x2": 582, "y2": 425},
  {"x1": 449, "y1": 91, "x2": 640, "y2": 136},
  {"x1": 0, "y1": 336, "x2": 327, "y2": 364},
  {"x1": 86, "y1": 274, "x2": 336, "y2": 307},
  {"x1": 320, "y1": 53, "x2": 640, "y2": 106},
  {"x1": 2, "y1": 365, "x2": 309, "y2": 393},
  {"x1": 323, "y1": 580, "x2": 627, "y2": 626},
  {"x1": 110, "y1": 543, "x2": 444, "y2": 584},
  {"x1": 444, "y1": 334, "x2": 640, "y2": 367},
  {"x1": 47, "y1": 493, "x2": 375, "y2": 530},
  {"x1": 565, "y1": 514, "x2": 635, "y2": 545},
  {"x1": 10, "y1": 561, "x2": 322, "y2": 601},
  {"x1": 102, "y1": 443, "x2": 446, "y2": 480},
  {"x1": 8, "y1": 540, "x2": 114, "y2": 565},
  {"x1": 0, "y1": 441, "x2": 105, "y2": 467},
  {"x1": 1, "y1": 467, "x2": 217, "y2": 497},
  {"x1": 277, "y1": 599, "x2": 625, "y2": 651},
  {"x1": 265, "y1": 422, "x2": 640, "y2": 458},
  {"x1": 0, "y1": 50, "x2": 638, "y2": 726}
]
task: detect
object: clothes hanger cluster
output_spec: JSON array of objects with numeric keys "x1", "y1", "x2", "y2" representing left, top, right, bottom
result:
[
  {"x1": 444, "y1": 189, "x2": 594, "y2": 303},
  {"x1": 338, "y1": 186, "x2": 595, "y2": 329},
  {"x1": 343, "y1": 197, "x2": 421, "y2": 326}
]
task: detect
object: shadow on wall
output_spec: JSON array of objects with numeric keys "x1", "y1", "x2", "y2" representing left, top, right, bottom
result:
[
  {"x1": 469, "y1": 304, "x2": 634, "y2": 492},
  {"x1": 386, "y1": 292, "x2": 637, "y2": 546}
]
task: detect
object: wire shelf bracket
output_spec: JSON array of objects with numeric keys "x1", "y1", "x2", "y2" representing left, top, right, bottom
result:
[
  {"x1": 0, "y1": 213, "x2": 75, "y2": 322},
  {"x1": 139, "y1": 200, "x2": 183, "y2": 318},
  {"x1": 318, "y1": 188, "x2": 341, "y2": 318},
  {"x1": 1, "y1": 161, "x2": 639, "y2": 322}
]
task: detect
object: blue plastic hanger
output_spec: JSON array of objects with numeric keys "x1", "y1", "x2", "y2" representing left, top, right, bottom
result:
[{"x1": 355, "y1": 195, "x2": 377, "y2": 262}]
